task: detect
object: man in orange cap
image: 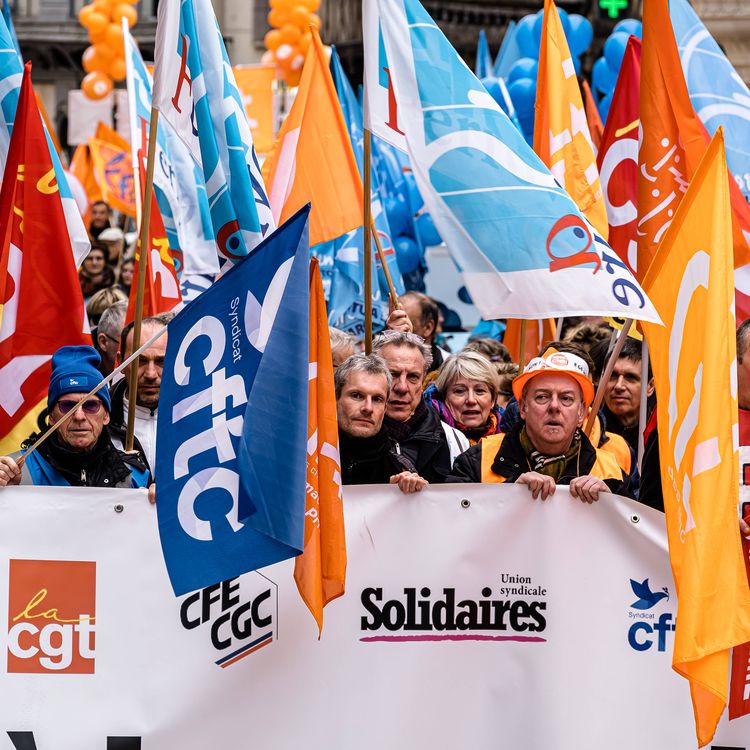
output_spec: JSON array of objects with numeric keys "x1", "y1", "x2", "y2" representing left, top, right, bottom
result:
[{"x1": 447, "y1": 348, "x2": 631, "y2": 502}]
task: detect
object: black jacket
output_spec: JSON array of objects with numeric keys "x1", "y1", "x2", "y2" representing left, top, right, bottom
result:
[
  {"x1": 339, "y1": 428, "x2": 415, "y2": 485},
  {"x1": 446, "y1": 423, "x2": 633, "y2": 497},
  {"x1": 383, "y1": 404, "x2": 455, "y2": 484},
  {"x1": 108, "y1": 378, "x2": 151, "y2": 474}
]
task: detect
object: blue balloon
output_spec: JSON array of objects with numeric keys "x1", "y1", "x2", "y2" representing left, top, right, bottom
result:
[
  {"x1": 572, "y1": 55, "x2": 581, "y2": 76},
  {"x1": 508, "y1": 77, "x2": 536, "y2": 118},
  {"x1": 568, "y1": 14, "x2": 593, "y2": 56},
  {"x1": 604, "y1": 32, "x2": 629, "y2": 73},
  {"x1": 415, "y1": 213, "x2": 442, "y2": 247},
  {"x1": 394, "y1": 235, "x2": 421, "y2": 275},
  {"x1": 384, "y1": 193, "x2": 409, "y2": 237},
  {"x1": 614, "y1": 18, "x2": 642, "y2": 39},
  {"x1": 508, "y1": 57, "x2": 538, "y2": 84},
  {"x1": 516, "y1": 14, "x2": 539, "y2": 59},
  {"x1": 532, "y1": 11, "x2": 544, "y2": 46},
  {"x1": 556, "y1": 8, "x2": 571, "y2": 38},
  {"x1": 592, "y1": 56, "x2": 616, "y2": 96},
  {"x1": 597, "y1": 91, "x2": 613, "y2": 124},
  {"x1": 480, "y1": 76, "x2": 504, "y2": 106},
  {"x1": 403, "y1": 172, "x2": 424, "y2": 214}
]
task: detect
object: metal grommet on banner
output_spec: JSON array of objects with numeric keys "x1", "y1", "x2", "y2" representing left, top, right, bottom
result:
[
  {"x1": 460, "y1": 498, "x2": 471, "y2": 509},
  {"x1": 630, "y1": 514, "x2": 640, "y2": 524},
  {"x1": 114, "y1": 504, "x2": 124, "y2": 513}
]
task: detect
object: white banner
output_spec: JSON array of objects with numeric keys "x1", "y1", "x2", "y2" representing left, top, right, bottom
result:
[{"x1": 0, "y1": 484, "x2": 748, "y2": 749}]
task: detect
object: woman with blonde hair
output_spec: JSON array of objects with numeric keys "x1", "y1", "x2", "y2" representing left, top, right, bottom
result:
[{"x1": 424, "y1": 351, "x2": 502, "y2": 444}]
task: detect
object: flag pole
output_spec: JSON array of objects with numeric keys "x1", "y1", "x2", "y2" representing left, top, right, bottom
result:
[
  {"x1": 363, "y1": 128, "x2": 373, "y2": 354},
  {"x1": 17, "y1": 324, "x2": 168, "y2": 467},
  {"x1": 370, "y1": 223, "x2": 399, "y2": 306},
  {"x1": 637, "y1": 340, "x2": 650, "y2": 471},
  {"x1": 125, "y1": 106, "x2": 159, "y2": 452},
  {"x1": 584, "y1": 318, "x2": 633, "y2": 437},
  {"x1": 518, "y1": 319, "x2": 528, "y2": 369}
]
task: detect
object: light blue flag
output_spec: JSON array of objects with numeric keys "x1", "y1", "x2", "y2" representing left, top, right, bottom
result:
[
  {"x1": 494, "y1": 20, "x2": 521, "y2": 79},
  {"x1": 156, "y1": 206, "x2": 310, "y2": 595},
  {"x1": 671, "y1": 0, "x2": 750, "y2": 202},
  {"x1": 475, "y1": 29, "x2": 493, "y2": 80},
  {"x1": 368, "y1": 0, "x2": 660, "y2": 322},
  {"x1": 124, "y1": 26, "x2": 219, "y2": 278},
  {"x1": 153, "y1": 0, "x2": 274, "y2": 264},
  {"x1": 0, "y1": 15, "x2": 89, "y2": 265},
  {"x1": 2, "y1": 0, "x2": 20, "y2": 60}
]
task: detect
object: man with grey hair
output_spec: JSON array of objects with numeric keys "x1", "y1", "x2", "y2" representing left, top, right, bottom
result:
[
  {"x1": 330, "y1": 327, "x2": 356, "y2": 369},
  {"x1": 336, "y1": 354, "x2": 428, "y2": 492},
  {"x1": 94, "y1": 299, "x2": 128, "y2": 377},
  {"x1": 373, "y1": 331, "x2": 466, "y2": 483}
]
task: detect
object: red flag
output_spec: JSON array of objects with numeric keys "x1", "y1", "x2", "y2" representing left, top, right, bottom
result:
[
  {"x1": 125, "y1": 119, "x2": 182, "y2": 323},
  {"x1": 597, "y1": 36, "x2": 641, "y2": 275},
  {"x1": 0, "y1": 63, "x2": 90, "y2": 449},
  {"x1": 294, "y1": 258, "x2": 346, "y2": 634}
]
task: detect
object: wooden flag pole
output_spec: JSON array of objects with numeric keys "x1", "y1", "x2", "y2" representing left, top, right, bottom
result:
[
  {"x1": 17, "y1": 325, "x2": 169, "y2": 467},
  {"x1": 363, "y1": 128, "x2": 373, "y2": 354},
  {"x1": 584, "y1": 318, "x2": 633, "y2": 437},
  {"x1": 518, "y1": 319, "x2": 528, "y2": 369},
  {"x1": 125, "y1": 107, "x2": 160, "y2": 452},
  {"x1": 370, "y1": 223, "x2": 399, "y2": 306},
  {"x1": 637, "y1": 340, "x2": 650, "y2": 471}
]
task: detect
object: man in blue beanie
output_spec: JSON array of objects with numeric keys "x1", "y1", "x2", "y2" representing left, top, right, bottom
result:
[{"x1": 0, "y1": 345, "x2": 150, "y2": 489}]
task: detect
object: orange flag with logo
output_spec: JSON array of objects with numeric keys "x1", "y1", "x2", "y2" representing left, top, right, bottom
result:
[
  {"x1": 262, "y1": 28, "x2": 363, "y2": 247},
  {"x1": 641, "y1": 130, "x2": 750, "y2": 747},
  {"x1": 638, "y1": 0, "x2": 750, "y2": 280},
  {"x1": 534, "y1": 0, "x2": 608, "y2": 238},
  {"x1": 294, "y1": 258, "x2": 346, "y2": 634},
  {"x1": 89, "y1": 137, "x2": 136, "y2": 218}
]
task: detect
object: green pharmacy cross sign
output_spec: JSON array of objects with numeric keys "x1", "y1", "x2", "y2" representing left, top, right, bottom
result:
[{"x1": 599, "y1": 0, "x2": 629, "y2": 18}]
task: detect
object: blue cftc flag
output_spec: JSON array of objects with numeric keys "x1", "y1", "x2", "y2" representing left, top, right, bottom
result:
[{"x1": 156, "y1": 206, "x2": 311, "y2": 595}]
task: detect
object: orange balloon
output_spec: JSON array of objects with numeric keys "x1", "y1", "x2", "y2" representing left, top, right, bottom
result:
[
  {"x1": 81, "y1": 46, "x2": 101, "y2": 74},
  {"x1": 264, "y1": 29, "x2": 283, "y2": 51},
  {"x1": 113, "y1": 4, "x2": 137, "y2": 27},
  {"x1": 298, "y1": 33, "x2": 312, "y2": 55},
  {"x1": 108, "y1": 56, "x2": 127, "y2": 81},
  {"x1": 301, "y1": 0, "x2": 320, "y2": 11},
  {"x1": 285, "y1": 68, "x2": 302, "y2": 87},
  {"x1": 288, "y1": 5, "x2": 310, "y2": 27},
  {"x1": 92, "y1": 0, "x2": 113, "y2": 16},
  {"x1": 105, "y1": 22, "x2": 125, "y2": 53},
  {"x1": 94, "y1": 41, "x2": 115, "y2": 60},
  {"x1": 308, "y1": 13, "x2": 321, "y2": 29},
  {"x1": 279, "y1": 23, "x2": 302, "y2": 44},
  {"x1": 88, "y1": 26, "x2": 107, "y2": 44},
  {"x1": 267, "y1": 8, "x2": 289, "y2": 27},
  {"x1": 260, "y1": 50, "x2": 276, "y2": 66},
  {"x1": 82, "y1": 71, "x2": 113, "y2": 101},
  {"x1": 275, "y1": 0, "x2": 297, "y2": 10},
  {"x1": 269, "y1": 0, "x2": 284, "y2": 7},
  {"x1": 78, "y1": 4, "x2": 94, "y2": 26},
  {"x1": 275, "y1": 43, "x2": 293, "y2": 63},
  {"x1": 87, "y1": 11, "x2": 109, "y2": 33}
]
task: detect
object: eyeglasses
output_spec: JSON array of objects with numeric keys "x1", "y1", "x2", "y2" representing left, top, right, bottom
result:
[{"x1": 56, "y1": 398, "x2": 103, "y2": 415}]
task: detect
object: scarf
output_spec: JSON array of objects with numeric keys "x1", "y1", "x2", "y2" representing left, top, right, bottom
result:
[
  {"x1": 383, "y1": 399, "x2": 430, "y2": 443},
  {"x1": 518, "y1": 426, "x2": 581, "y2": 482}
]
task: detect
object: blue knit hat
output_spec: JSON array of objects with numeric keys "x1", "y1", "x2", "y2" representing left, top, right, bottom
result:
[{"x1": 48, "y1": 345, "x2": 111, "y2": 413}]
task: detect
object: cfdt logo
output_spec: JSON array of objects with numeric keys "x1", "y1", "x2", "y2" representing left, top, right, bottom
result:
[
  {"x1": 7, "y1": 559, "x2": 96, "y2": 674},
  {"x1": 179, "y1": 572, "x2": 278, "y2": 668},
  {"x1": 626, "y1": 578, "x2": 675, "y2": 653}
]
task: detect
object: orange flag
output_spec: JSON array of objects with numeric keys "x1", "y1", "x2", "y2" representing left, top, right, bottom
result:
[
  {"x1": 233, "y1": 65, "x2": 275, "y2": 155},
  {"x1": 89, "y1": 137, "x2": 136, "y2": 218},
  {"x1": 0, "y1": 64, "x2": 90, "y2": 452},
  {"x1": 261, "y1": 28, "x2": 363, "y2": 247},
  {"x1": 534, "y1": 0, "x2": 608, "y2": 238},
  {"x1": 638, "y1": 0, "x2": 750, "y2": 279},
  {"x1": 641, "y1": 130, "x2": 750, "y2": 747},
  {"x1": 503, "y1": 319, "x2": 557, "y2": 365},
  {"x1": 69, "y1": 144, "x2": 102, "y2": 228},
  {"x1": 95, "y1": 121, "x2": 131, "y2": 153},
  {"x1": 581, "y1": 80, "x2": 604, "y2": 152},
  {"x1": 294, "y1": 257, "x2": 346, "y2": 634}
]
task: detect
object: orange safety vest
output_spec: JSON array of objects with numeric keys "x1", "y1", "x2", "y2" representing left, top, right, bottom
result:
[
  {"x1": 479, "y1": 432, "x2": 624, "y2": 484},
  {"x1": 588, "y1": 416, "x2": 632, "y2": 474}
]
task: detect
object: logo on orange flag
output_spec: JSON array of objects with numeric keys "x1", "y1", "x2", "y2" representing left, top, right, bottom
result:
[
  {"x1": 534, "y1": 0, "x2": 608, "y2": 239},
  {"x1": 88, "y1": 137, "x2": 136, "y2": 219},
  {"x1": 294, "y1": 258, "x2": 346, "y2": 634},
  {"x1": 638, "y1": 0, "x2": 750, "y2": 280},
  {"x1": 261, "y1": 28, "x2": 364, "y2": 248},
  {"x1": 641, "y1": 130, "x2": 750, "y2": 748}
]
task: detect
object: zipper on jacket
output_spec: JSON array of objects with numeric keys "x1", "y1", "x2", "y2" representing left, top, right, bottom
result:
[{"x1": 81, "y1": 468, "x2": 86, "y2": 485}]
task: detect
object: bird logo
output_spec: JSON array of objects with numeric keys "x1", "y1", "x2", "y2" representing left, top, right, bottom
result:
[{"x1": 630, "y1": 578, "x2": 669, "y2": 610}]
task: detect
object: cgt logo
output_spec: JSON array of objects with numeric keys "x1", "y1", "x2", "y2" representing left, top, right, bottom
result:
[
  {"x1": 7, "y1": 560, "x2": 96, "y2": 675},
  {"x1": 626, "y1": 578, "x2": 675, "y2": 653}
]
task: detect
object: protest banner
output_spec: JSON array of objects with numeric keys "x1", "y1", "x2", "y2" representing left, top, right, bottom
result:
[{"x1": 1, "y1": 483, "x2": 749, "y2": 748}]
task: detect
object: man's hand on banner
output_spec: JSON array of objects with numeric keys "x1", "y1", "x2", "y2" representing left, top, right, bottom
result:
[
  {"x1": 390, "y1": 471, "x2": 428, "y2": 494},
  {"x1": 569, "y1": 476, "x2": 608, "y2": 504},
  {"x1": 0, "y1": 456, "x2": 22, "y2": 487},
  {"x1": 518, "y1": 472, "x2": 556, "y2": 500}
]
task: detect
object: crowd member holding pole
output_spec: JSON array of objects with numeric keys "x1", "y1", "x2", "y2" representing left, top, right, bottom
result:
[
  {"x1": 397, "y1": 292, "x2": 449, "y2": 373},
  {"x1": 0, "y1": 346, "x2": 150, "y2": 489},
  {"x1": 336, "y1": 354, "x2": 428, "y2": 492},
  {"x1": 423, "y1": 351, "x2": 503, "y2": 445},
  {"x1": 373, "y1": 331, "x2": 468, "y2": 482},
  {"x1": 447, "y1": 348, "x2": 632, "y2": 502}
]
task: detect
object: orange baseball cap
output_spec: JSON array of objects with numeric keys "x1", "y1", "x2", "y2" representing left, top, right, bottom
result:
[{"x1": 512, "y1": 347, "x2": 595, "y2": 406}]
